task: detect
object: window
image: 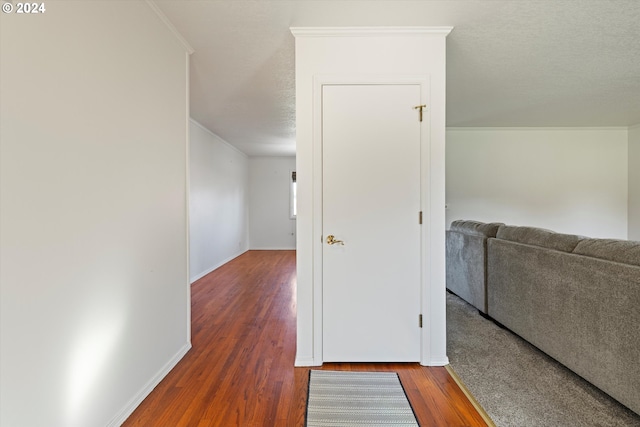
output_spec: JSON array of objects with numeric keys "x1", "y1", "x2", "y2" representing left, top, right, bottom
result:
[{"x1": 290, "y1": 171, "x2": 297, "y2": 219}]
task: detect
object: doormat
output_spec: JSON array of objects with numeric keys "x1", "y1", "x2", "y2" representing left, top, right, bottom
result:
[{"x1": 305, "y1": 370, "x2": 419, "y2": 426}]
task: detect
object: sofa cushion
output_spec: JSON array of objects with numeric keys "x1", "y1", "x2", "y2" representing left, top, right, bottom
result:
[
  {"x1": 496, "y1": 225, "x2": 582, "y2": 253},
  {"x1": 573, "y1": 238, "x2": 640, "y2": 267},
  {"x1": 450, "y1": 220, "x2": 503, "y2": 238}
]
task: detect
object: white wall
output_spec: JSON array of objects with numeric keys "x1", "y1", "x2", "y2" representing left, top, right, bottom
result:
[
  {"x1": 629, "y1": 125, "x2": 640, "y2": 240},
  {"x1": 293, "y1": 27, "x2": 450, "y2": 367},
  {"x1": 249, "y1": 157, "x2": 297, "y2": 249},
  {"x1": 0, "y1": 3, "x2": 190, "y2": 427},
  {"x1": 189, "y1": 120, "x2": 249, "y2": 282},
  {"x1": 446, "y1": 128, "x2": 629, "y2": 239}
]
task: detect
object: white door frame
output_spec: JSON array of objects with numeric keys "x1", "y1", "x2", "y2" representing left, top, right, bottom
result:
[{"x1": 311, "y1": 74, "x2": 446, "y2": 366}]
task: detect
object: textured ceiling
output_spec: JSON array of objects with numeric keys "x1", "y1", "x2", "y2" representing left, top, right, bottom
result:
[{"x1": 155, "y1": 1, "x2": 640, "y2": 156}]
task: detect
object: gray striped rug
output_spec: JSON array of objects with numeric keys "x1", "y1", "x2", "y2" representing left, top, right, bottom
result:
[{"x1": 305, "y1": 370, "x2": 419, "y2": 427}]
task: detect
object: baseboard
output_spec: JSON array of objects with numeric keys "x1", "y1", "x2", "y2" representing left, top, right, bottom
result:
[
  {"x1": 295, "y1": 357, "x2": 322, "y2": 367},
  {"x1": 445, "y1": 365, "x2": 496, "y2": 427},
  {"x1": 421, "y1": 356, "x2": 450, "y2": 367},
  {"x1": 107, "y1": 342, "x2": 192, "y2": 427},
  {"x1": 190, "y1": 249, "x2": 248, "y2": 283},
  {"x1": 249, "y1": 247, "x2": 297, "y2": 251}
]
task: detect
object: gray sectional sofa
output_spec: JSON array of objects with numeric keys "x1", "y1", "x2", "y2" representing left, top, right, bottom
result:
[
  {"x1": 446, "y1": 220, "x2": 503, "y2": 314},
  {"x1": 446, "y1": 220, "x2": 640, "y2": 415}
]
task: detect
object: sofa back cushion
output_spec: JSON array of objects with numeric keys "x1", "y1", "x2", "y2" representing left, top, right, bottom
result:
[
  {"x1": 573, "y1": 238, "x2": 640, "y2": 267},
  {"x1": 450, "y1": 220, "x2": 503, "y2": 238},
  {"x1": 496, "y1": 225, "x2": 582, "y2": 253}
]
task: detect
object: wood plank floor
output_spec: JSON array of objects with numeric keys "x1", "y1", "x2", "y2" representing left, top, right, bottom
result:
[{"x1": 123, "y1": 250, "x2": 488, "y2": 427}]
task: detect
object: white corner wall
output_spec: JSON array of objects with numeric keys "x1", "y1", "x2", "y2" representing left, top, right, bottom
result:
[
  {"x1": 629, "y1": 125, "x2": 640, "y2": 240},
  {"x1": 0, "y1": 2, "x2": 191, "y2": 427},
  {"x1": 293, "y1": 27, "x2": 451, "y2": 367},
  {"x1": 446, "y1": 128, "x2": 629, "y2": 239},
  {"x1": 189, "y1": 120, "x2": 249, "y2": 282},
  {"x1": 249, "y1": 157, "x2": 297, "y2": 250}
]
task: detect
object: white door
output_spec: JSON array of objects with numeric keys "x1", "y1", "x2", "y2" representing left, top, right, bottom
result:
[{"x1": 322, "y1": 84, "x2": 422, "y2": 362}]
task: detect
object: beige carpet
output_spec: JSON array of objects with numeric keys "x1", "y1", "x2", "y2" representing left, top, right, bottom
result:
[{"x1": 446, "y1": 292, "x2": 640, "y2": 427}]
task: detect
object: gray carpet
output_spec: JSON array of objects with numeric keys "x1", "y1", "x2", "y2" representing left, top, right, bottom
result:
[
  {"x1": 306, "y1": 370, "x2": 419, "y2": 427},
  {"x1": 447, "y1": 292, "x2": 640, "y2": 427}
]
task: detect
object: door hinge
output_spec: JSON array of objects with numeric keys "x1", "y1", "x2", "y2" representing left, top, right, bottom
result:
[
  {"x1": 419, "y1": 314, "x2": 423, "y2": 328},
  {"x1": 419, "y1": 211, "x2": 423, "y2": 225}
]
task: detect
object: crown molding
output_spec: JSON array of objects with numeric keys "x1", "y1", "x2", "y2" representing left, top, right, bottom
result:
[
  {"x1": 146, "y1": 0, "x2": 195, "y2": 54},
  {"x1": 446, "y1": 126, "x2": 629, "y2": 132},
  {"x1": 290, "y1": 26, "x2": 453, "y2": 38}
]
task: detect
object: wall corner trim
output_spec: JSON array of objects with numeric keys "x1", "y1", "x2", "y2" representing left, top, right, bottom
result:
[
  {"x1": 290, "y1": 26, "x2": 453, "y2": 38},
  {"x1": 146, "y1": 0, "x2": 195, "y2": 54}
]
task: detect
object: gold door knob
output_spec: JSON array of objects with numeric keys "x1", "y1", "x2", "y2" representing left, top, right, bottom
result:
[{"x1": 326, "y1": 235, "x2": 344, "y2": 245}]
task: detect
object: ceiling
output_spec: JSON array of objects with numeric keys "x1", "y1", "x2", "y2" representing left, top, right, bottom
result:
[{"x1": 155, "y1": 0, "x2": 640, "y2": 157}]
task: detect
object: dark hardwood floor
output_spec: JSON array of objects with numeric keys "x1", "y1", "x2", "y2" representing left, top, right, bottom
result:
[{"x1": 123, "y1": 250, "x2": 488, "y2": 427}]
